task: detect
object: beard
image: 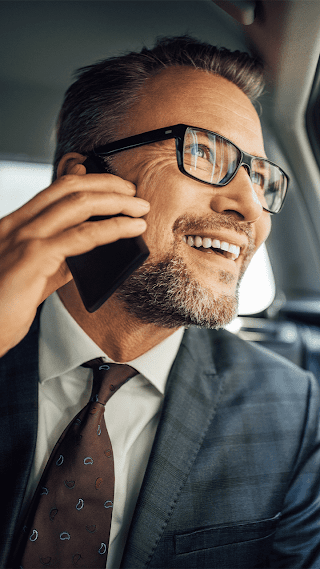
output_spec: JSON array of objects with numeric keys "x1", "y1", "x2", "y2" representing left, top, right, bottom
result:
[
  {"x1": 116, "y1": 254, "x2": 238, "y2": 329},
  {"x1": 115, "y1": 214, "x2": 255, "y2": 330}
]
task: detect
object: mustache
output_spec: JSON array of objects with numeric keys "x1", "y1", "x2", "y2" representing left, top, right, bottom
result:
[
  {"x1": 172, "y1": 214, "x2": 254, "y2": 241},
  {"x1": 172, "y1": 214, "x2": 256, "y2": 273}
]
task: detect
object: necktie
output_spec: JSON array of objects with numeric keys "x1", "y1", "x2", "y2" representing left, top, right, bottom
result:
[{"x1": 19, "y1": 359, "x2": 137, "y2": 568}]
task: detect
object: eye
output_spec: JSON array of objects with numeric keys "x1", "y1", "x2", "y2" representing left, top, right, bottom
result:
[
  {"x1": 191, "y1": 145, "x2": 205, "y2": 158},
  {"x1": 251, "y1": 170, "x2": 265, "y2": 188},
  {"x1": 189, "y1": 144, "x2": 213, "y2": 162}
]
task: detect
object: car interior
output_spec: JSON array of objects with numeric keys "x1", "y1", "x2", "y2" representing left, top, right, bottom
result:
[{"x1": 1, "y1": 0, "x2": 320, "y2": 374}]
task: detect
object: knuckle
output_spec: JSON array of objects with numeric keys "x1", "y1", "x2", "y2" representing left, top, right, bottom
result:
[
  {"x1": 110, "y1": 215, "x2": 126, "y2": 231},
  {"x1": 58, "y1": 174, "x2": 88, "y2": 195},
  {"x1": 13, "y1": 225, "x2": 30, "y2": 243},
  {"x1": 23, "y1": 237, "x2": 43, "y2": 256},
  {"x1": 0, "y1": 214, "x2": 13, "y2": 237},
  {"x1": 14, "y1": 223, "x2": 41, "y2": 244},
  {"x1": 76, "y1": 222, "x2": 97, "y2": 242},
  {"x1": 11, "y1": 225, "x2": 42, "y2": 252},
  {"x1": 59, "y1": 174, "x2": 78, "y2": 188},
  {"x1": 11, "y1": 236, "x2": 44, "y2": 263},
  {"x1": 66, "y1": 190, "x2": 89, "y2": 207}
]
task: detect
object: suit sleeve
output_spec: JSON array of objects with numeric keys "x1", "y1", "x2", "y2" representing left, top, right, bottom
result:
[{"x1": 270, "y1": 372, "x2": 320, "y2": 568}]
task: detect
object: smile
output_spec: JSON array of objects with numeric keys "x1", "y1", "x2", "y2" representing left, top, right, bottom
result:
[{"x1": 182, "y1": 235, "x2": 241, "y2": 261}]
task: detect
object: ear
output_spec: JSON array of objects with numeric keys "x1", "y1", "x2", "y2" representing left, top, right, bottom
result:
[{"x1": 57, "y1": 152, "x2": 87, "y2": 178}]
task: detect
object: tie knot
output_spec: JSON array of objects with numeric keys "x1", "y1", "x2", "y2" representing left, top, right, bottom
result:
[{"x1": 82, "y1": 359, "x2": 137, "y2": 405}]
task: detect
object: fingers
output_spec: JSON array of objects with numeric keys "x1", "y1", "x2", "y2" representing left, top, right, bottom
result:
[
  {"x1": 2, "y1": 173, "x2": 137, "y2": 231},
  {"x1": 28, "y1": 214, "x2": 148, "y2": 307},
  {"x1": 1, "y1": 215, "x2": 147, "y2": 298},
  {"x1": 15, "y1": 191, "x2": 150, "y2": 239},
  {"x1": 48, "y1": 215, "x2": 148, "y2": 260},
  {"x1": 0, "y1": 169, "x2": 152, "y2": 357}
]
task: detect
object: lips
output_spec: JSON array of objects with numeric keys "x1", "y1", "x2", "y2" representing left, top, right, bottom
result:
[{"x1": 182, "y1": 235, "x2": 241, "y2": 260}]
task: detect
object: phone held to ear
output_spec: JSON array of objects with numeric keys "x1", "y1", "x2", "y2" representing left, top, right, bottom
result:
[{"x1": 66, "y1": 156, "x2": 150, "y2": 313}]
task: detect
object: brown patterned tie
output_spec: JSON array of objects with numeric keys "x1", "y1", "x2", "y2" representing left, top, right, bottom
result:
[{"x1": 19, "y1": 359, "x2": 137, "y2": 568}]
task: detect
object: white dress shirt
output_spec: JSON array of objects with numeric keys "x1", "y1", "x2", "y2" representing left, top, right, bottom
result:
[{"x1": 23, "y1": 292, "x2": 184, "y2": 568}]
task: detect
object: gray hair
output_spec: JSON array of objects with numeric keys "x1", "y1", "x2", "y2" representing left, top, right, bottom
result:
[{"x1": 53, "y1": 35, "x2": 264, "y2": 178}]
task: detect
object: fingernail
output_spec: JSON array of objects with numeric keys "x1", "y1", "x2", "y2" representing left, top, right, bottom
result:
[
  {"x1": 126, "y1": 181, "x2": 136, "y2": 191},
  {"x1": 134, "y1": 218, "x2": 147, "y2": 229},
  {"x1": 139, "y1": 200, "x2": 150, "y2": 209}
]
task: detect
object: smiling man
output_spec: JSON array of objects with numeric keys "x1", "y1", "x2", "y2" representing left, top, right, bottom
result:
[
  {"x1": 1, "y1": 36, "x2": 320, "y2": 569},
  {"x1": 101, "y1": 66, "x2": 269, "y2": 333}
]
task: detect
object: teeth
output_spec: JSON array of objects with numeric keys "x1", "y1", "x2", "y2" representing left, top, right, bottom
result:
[
  {"x1": 229, "y1": 244, "x2": 240, "y2": 257},
  {"x1": 229, "y1": 244, "x2": 238, "y2": 255},
  {"x1": 184, "y1": 235, "x2": 240, "y2": 260}
]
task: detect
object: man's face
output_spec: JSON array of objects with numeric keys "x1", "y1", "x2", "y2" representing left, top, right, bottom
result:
[{"x1": 112, "y1": 66, "x2": 271, "y2": 328}]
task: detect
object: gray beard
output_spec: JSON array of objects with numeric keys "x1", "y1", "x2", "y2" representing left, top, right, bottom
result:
[
  {"x1": 116, "y1": 253, "x2": 240, "y2": 329},
  {"x1": 115, "y1": 213, "x2": 254, "y2": 330}
]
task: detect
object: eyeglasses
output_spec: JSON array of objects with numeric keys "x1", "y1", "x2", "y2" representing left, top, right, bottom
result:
[{"x1": 91, "y1": 124, "x2": 289, "y2": 214}]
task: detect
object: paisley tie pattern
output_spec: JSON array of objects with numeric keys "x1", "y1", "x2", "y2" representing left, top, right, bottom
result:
[{"x1": 18, "y1": 360, "x2": 137, "y2": 568}]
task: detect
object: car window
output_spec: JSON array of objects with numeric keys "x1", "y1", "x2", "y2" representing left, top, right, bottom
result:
[{"x1": 0, "y1": 160, "x2": 53, "y2": 217}]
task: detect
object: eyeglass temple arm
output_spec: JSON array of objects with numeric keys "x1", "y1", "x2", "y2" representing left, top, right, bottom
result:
[{"x1": 91, "y1": 125, "x2": 185, "y2": 157}]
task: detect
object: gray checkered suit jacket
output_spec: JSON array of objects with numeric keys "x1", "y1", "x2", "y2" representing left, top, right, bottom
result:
[{"x1": 1, "y1": 309, "x2": 320, "y2": 568}]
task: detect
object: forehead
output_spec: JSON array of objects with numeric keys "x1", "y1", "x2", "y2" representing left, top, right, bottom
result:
[{"x1": 125, "y1": 66, "x2": 265, "y2": 157}]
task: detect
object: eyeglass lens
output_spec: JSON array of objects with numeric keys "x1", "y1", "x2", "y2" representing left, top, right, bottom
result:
[{"x1": 183, "y1": 127, "x2": 287, "y2": 213}]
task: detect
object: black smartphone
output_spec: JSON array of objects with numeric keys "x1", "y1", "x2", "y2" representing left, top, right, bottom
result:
[{"x1": 66, "y1": 156, "x2": 149, "y2": 312}]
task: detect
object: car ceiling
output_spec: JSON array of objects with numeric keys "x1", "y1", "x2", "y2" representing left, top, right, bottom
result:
[{"x1": 1, "y1": 0, "x2": 320, "y2": 306}]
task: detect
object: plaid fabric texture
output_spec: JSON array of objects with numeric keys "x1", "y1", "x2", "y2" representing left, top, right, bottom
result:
[{"x1": 1, "y1": 314, "x2": 320, "y2": 568}]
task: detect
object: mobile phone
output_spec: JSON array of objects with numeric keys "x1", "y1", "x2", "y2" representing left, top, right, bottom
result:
[{"x1": 66, "y1": 156, "x2": 149, "y2": 312}]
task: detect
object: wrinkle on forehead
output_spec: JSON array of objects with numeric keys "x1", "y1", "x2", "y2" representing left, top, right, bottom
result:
[
  {"x1": 139, "y1": 66, "x2": 257, "y2": 117},
  {"x1": 201, "y1": 108, "x2": 263, "y2": 148},
  {"x1": 126, "y1": 66, "x2": 265, "y2": 156},
  {"x1": 203, "y1": 95, "x2": 258, "y2": 125}
]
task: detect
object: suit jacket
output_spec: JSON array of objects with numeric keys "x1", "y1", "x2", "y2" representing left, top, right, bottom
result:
[{"x1": 1, "y1": 310, "x2": 320, "y2": 568}]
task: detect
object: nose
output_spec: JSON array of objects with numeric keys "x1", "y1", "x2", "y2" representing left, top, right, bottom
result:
[{"x1": 209, "y1": 166, "x2": 263, "y2": 223}]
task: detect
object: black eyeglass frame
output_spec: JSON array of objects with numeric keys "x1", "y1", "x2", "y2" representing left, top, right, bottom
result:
[{"x1": 89, "y1": 123, "x2": 289, "y2": 214}]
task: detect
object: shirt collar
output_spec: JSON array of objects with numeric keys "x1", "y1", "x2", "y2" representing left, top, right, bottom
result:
[{"x1": 39, "y1": 292, "x2": 184, "y2": 395}]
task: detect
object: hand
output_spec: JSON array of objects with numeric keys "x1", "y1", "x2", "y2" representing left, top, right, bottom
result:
[{"x1": 0, "y1": 168, "x2": 149, "y2": 357}]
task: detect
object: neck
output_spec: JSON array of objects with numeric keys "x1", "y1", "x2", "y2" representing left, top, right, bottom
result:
[{"x1": 58, "y1": 281, "x2": 178, "y2": 362}]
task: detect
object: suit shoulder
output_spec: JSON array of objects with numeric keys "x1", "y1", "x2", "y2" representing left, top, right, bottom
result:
[
  {"x1": 184, "y1": 326, "x2": 318, "y2": 398},
  {"x1": 210, "y1": 326, "x2": 308, "y2": 371}
]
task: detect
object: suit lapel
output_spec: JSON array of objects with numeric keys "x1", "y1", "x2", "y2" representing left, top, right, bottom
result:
[
  {"x1": 0, "y1": 311, "x2": 39, "y2": 565},
  {"x1": 121, "y1": 327, "x2": 226, "y2": 568}
]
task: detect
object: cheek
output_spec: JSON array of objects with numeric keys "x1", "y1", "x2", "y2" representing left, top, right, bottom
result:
[
  {"x1": 141, "y1": 179, "x2": 181, "y2": 253},
  {"x1": 113, "y1": 148, "x2": 188, "y2": 254},
  {"x1": 134, "y1": 157, "x2": 181, "y2": 213}
]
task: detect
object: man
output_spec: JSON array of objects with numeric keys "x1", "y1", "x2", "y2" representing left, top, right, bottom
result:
[{"x1": 1, "y1": 36, "x2": 320, "y2": 568}]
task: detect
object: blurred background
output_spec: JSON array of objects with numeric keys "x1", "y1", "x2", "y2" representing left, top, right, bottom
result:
[
  {"x1": 0, "y1": 0, "x2": 276, "y2": 315},
  {"x1": 1, "y1": 0, "x2": 320, "y2": 329},
  {"x1": 0, "y1": 1, "x2": 248, "y2": 164}
]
